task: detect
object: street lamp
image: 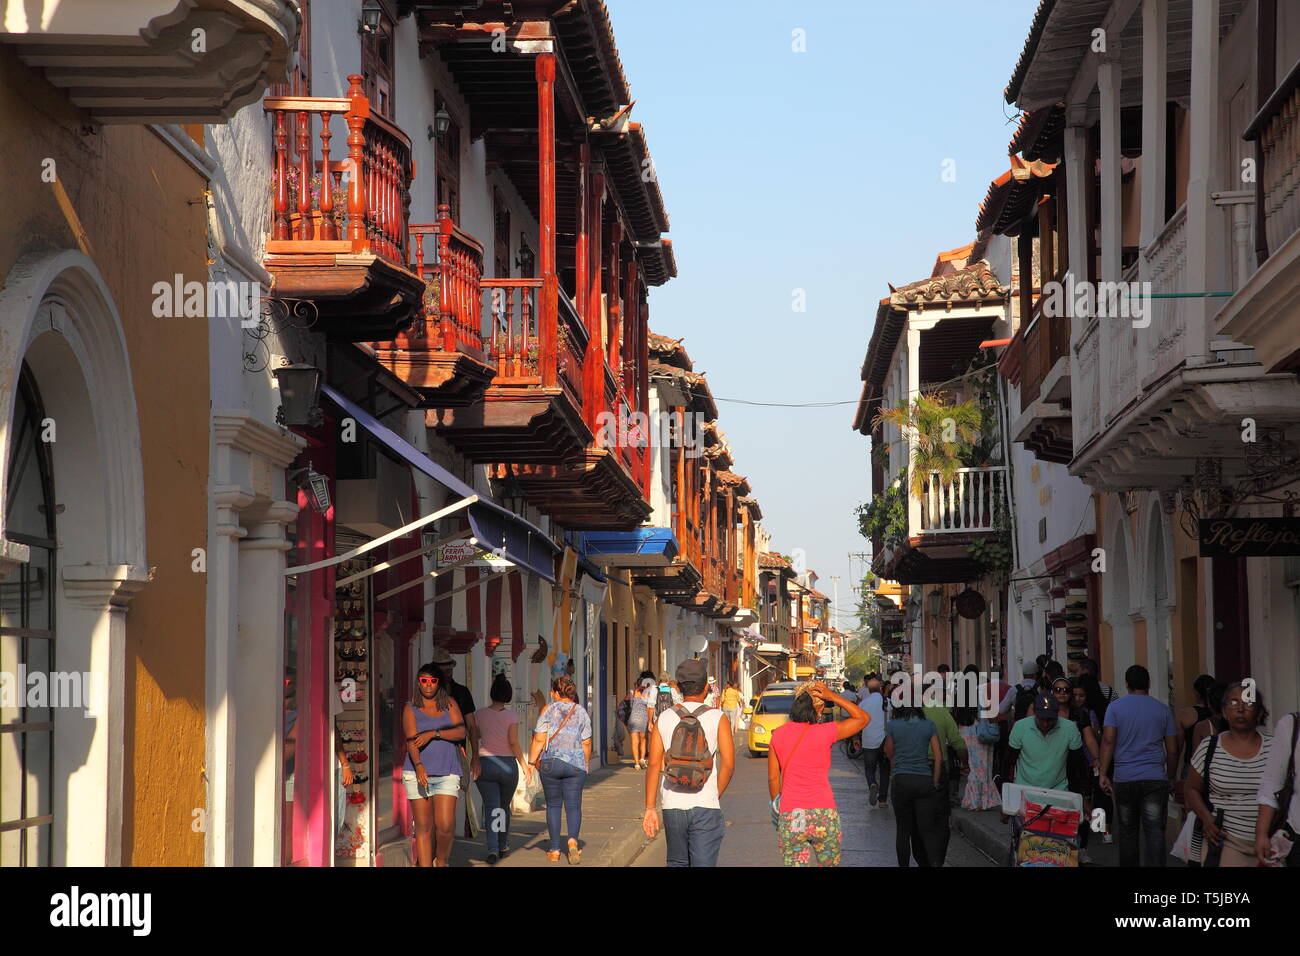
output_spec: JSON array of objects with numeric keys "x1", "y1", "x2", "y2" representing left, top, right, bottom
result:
[
  {"x1": 359, "y1": 0, "x2": 382, "y2": 34},
  {"x1": 431, "y1": 106, "x2": 452, "y2": 142},
  {"x1": 273, "y1": 363, "x2": 324, "y2": 428},
  {"x1": 515, "y1": 235, "x2": 534, "y2": 273}
]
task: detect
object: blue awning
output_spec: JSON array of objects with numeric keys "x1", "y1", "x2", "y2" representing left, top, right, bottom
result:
[
  {"x1": 578, "y1": 529, "x2": 679, "y2": 566},
  {"x1": 322, "y1": 385, "x2": 558, "y2": 583}
]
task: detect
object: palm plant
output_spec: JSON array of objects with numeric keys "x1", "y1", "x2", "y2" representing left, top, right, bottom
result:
[{"x1": 872, "y1": 391, "x2": 982, "y2": 500}]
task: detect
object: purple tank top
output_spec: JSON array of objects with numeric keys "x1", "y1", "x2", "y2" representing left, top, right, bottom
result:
[{"x1": 403, "y1": 703, "x2": 460, "y2": 776}]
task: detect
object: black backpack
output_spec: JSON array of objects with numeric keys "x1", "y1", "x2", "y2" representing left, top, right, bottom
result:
[
  {"x1": 1013, "y1": 684, "x2": 1037, "y2": 722},
  {"x1": 654, "y1": 686, "x2": 675, "y2": 719},
  {"x1": 662, "y1": 704, "x2": 715, "y2": 793}
]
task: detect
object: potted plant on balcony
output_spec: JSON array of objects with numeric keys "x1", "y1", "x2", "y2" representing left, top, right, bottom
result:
[{"x1": 872, "y1": 391, "x2": 982, "y2": 500}]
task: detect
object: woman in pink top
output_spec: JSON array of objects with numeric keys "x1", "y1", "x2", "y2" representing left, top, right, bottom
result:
[
  {"x1": 767, "y1": 682, "x2": 868, "y2": 866},
  {"x1": 474, "y1": 675, "x2": 532, "y2": 863}
]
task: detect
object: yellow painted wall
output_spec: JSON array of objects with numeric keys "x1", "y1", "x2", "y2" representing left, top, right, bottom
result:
[{"x1": 0, "y1": 48, "x2": 210, "y2": 865}]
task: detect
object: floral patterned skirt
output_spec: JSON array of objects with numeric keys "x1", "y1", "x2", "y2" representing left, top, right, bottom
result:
[
  {"x1": 959, "y1": 724, "x2": 1001, "y2": 811},
  {"x1": 777, "y1": 807, "x2": 842, "y2": 867}
]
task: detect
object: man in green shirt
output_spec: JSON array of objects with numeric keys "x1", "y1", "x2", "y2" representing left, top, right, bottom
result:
[
  {"x1": 921, "y1": 700, "x2": 967, "y2": 866},
  {"x1": 1006, "y1": 692, "x2": 1081, "y2": 791}
]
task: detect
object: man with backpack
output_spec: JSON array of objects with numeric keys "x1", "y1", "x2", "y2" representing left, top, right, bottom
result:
[{"x1": 642, "y1": 658, "x2": 735, "y2": 866}]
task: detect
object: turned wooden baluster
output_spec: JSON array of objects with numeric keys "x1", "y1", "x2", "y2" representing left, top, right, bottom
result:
[
  {"x1": 522, "y1": 289, "x2": 533, "y2": 376},
  {"x1": 345, "y1": 75, "x2": 367, "y2": 248},
  {"x1": 437, "y1": 205, "x2": 455, "y2": 352},
  {"x1": 319, "y1": 110, "x2": 335, "y2": 240},
  {"x1": 296, "y1": 110, "x2": 312, "y2": 240},
  {"x1": 412, "y1": 232, "x2": 426, "y2": 345},
  {"x1": 272, "y1": 111, "x2": 290, "y2": 240}
]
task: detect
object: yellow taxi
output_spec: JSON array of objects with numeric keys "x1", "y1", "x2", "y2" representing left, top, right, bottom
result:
[{"x1": 744, "y1": 681, "x2": 798, "y2": 757}]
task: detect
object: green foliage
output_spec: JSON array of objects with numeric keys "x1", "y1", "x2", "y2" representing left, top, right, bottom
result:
[
  {"x1": 873, "y1": 392, "x2": 984, "y2": 499},
  {"x1": 855, "y1": 474, "x2": 907, "y2": 550},
  {"x1": 967, "y1": 535, "x2": 1012, "y2": 573}
]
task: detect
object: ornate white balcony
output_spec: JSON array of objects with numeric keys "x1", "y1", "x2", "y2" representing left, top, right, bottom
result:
[{"x1": 0, "y1": 0, "x2": 299, "y2": 123}]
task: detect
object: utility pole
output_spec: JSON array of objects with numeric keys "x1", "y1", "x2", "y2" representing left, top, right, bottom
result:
[{"x1": 831, "y1": 575, "x2": 840, "y2": 632}]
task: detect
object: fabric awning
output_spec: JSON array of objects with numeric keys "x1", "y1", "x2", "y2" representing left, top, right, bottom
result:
[{"x1": 321, "y1": 385, "x2": 558, "y2": 583}]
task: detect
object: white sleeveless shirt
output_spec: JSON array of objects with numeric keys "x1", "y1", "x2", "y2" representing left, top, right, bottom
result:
[{"x1": 656, "y1": 704, "x2": 725, "y2": 810}]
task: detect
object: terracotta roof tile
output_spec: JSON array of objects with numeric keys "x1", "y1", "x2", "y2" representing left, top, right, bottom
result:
[{"x1": 890, "y1": 258, "x2": 1008, "y2": 308}]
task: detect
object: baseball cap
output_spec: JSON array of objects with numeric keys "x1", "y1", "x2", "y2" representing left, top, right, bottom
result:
[
  {"x1": 1033, "y1": 692, "x2": 1059, "y2": 718},
  {"x1": 675, "y1": 658, "x2": 708, "y2": 687},
  {"x1": 1022, "y1": 661, "x2": 1038, "y2": 677}
]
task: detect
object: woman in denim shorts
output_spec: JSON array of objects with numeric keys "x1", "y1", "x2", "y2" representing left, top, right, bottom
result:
[{"x1": 402, "y1": 663, "x2": 466, "y2": 866}]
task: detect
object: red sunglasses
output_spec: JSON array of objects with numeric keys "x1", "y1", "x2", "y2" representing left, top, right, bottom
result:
[{"x1": 418, "y1": 676, "x2": 440, "y2": 686}]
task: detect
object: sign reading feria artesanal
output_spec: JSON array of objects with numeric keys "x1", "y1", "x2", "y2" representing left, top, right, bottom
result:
[
  {"x1": 1197, "y1": 518, "x2": 1300, "y2": 557},
  {"x1": 438, "y1": 542, "x2": 512, "y2": 569}
]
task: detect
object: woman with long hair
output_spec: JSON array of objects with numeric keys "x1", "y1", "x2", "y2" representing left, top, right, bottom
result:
[
  {"x1": 627, "y1": 671, "x2": 656, "y2": 770},
  {"x1": 1186, "y1": 682, "x2": 1272, "y2": 867},
  {"x1": 402, "y1": 663, "x2": 466, "y2": 867},
  {"x1": 767, "y1": 682, "x2": 868, "y2": 867},
  {"x1": 528, "y1": 675, "x2": 593, "y2": 863},
  {"x1": 474, "y1": 674, "x2": 531, "y2": 864},
  {"x1": 884, "y1": 686, "x2": 945, "y2": 867},
  {"x1": 956, "y1": 665, "x2": 999, "y2": 811}
]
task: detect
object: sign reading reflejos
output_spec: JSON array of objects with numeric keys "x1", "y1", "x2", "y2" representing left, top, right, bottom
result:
[{"x1": 1198, "y1": 518, "x2": 1300, "y2": 557}]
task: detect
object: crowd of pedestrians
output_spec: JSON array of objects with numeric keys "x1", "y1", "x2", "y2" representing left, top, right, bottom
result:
[{"x1": 399, "y1": 646, "x2": 1297, "y2": 868}]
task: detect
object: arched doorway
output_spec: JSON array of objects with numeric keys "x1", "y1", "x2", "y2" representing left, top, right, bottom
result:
[
  {"x1": 0, "y1": 250, "x2": 149, "y2": 865},
  {"x1": 0, "y1": 366, "x2": 58, "y2": 865}
]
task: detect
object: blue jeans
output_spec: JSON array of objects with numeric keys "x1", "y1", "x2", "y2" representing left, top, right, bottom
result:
[
  {"x1": 475, "y1": 756, "x2": 519, "y2": 854},
  {"x1": 1114, "y1": 779, "x2": 1169, "y2": 867},
  {"x1": 863, "y1": 746, "x2": 890, "y2": 799},
  {"x1": 662, "y1": 806, "x2": 725, "y2": 867},
  {"x1": 539, "y1": 759, "x2": 587, "y2": 851}
]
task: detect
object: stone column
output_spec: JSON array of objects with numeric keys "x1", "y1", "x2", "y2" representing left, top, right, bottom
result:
[
  {"x1": 234, "y1": 501, "x2": 298, "y2": 866},
  {"x1": 57, "y1": 564, "x2": 150, "y2": 866}
]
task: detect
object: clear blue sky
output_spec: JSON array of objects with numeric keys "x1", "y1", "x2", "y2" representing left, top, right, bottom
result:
[{"x1": 607, "y1": 0, "x2": 1039, "y2": 623}]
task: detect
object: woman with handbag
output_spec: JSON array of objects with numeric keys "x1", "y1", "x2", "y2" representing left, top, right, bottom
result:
[
  {"x1": 1185, "y1": 682, "x2": 1272, "y2": 867},
  {"x1": 528, "y1": 676, "x2": 593, "y2": 863},
  {"x1": 402, "y1": 663, "x2": 467, "y2": 867},
  {"x1": 767, "y1": 682, "x2": 867, "y2": 867}
]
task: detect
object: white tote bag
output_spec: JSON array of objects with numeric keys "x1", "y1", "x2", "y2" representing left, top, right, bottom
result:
[
  {"x1": 1170, "y1": 809, "x2": 1196, "y2": 862},
  {"x1": 511, "y1": 764, "x2": 541, "y2": 815}
]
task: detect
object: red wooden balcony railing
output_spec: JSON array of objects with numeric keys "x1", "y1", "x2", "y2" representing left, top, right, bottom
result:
[
  {"x1": 481, "y1": 278, "x2": 542, "y2": 378},
  {"x1": 399, "y1": 206, "x2": 487, "y2": 358},
  {"x1": 265, "y1": 74, "x2": 412, "y2": 266}
]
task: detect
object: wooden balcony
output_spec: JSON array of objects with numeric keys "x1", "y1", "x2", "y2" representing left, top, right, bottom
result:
[
  {"x1": 877, "y1": 466, "x2": 1009, "y2": 585},
  {"x1": 372, "y1": 207, "x2": 495, "y2": 406},
  {"x1": 1010, "y1": 300, "x2": 1072, "y2": 464},
  {"x1": 1220, "y1": 55, "x2": 1300, "y2": 373},
  {"x1": 412, "y1": 231, "x2": 651, "y2": 530},
  {"x1": 263, "y1": 76, "x2": 423, "y2": 342}
]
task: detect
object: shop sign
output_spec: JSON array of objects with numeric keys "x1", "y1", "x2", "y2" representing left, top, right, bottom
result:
[
  {"x1": 1198, "y1": 518, "x2": 1300, "y2": 557},
  {"x1": 438, "y1": 542, "x2": 512, "y2": 569}
]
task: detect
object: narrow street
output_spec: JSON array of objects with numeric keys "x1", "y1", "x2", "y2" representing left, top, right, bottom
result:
[{"x1": 631, "y1": 729, "x2": 994, "y2": 867}]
